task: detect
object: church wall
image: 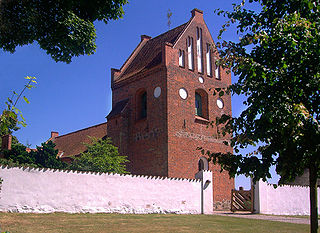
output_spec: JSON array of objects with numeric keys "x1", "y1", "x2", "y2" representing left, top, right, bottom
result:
[
  {"x1": 254, "y1": 180, "x2": 320, "y2": 215},
  {"x1": 165, "y1": 10, "x2": 234, "y2": 208},
  {"x1": 106, "y1": 9, "x2": 234, "y2": 209},
  {"x1": 107, "y1": 115, "x2": 129, "y2": 159},
  {"x1": 0, "y1": 166, "x2": 213, "y2": 214},
  {"x1": 109, "y1": 67, "x2": 168, "y2": 177}
]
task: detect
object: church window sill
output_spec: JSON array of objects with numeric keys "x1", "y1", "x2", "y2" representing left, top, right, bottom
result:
[{"x1": 195, "y1": 115, "x2": 209, "y2": 124}]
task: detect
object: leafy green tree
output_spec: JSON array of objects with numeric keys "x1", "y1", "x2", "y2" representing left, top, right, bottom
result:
[
  {"x1": 31, "y1": 141, "x2": 67, "y2": 169},
  {"x1": 199, "y1": 1, "x2": 319, "y2": 231},
  {"x1": 0, "y1": 77, "x2": 36, "y2": 135},
  {"x1": 0, "y1": 77, "x2": 36, "y2": 151},
  {"x1": 0, "y1": 0, "x2": 128, "y2": 63},
  {"x1": 3, "y1": 143, "x2": 34, "y2": 164},
  {"x1": 2, "y1": 141, "x2": 67, "y2": 169},
  {"x1": 69, "y1": 137, "x2": 129, "y2": 174}
]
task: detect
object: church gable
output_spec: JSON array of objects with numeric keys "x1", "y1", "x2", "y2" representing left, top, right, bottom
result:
[
  {"x1": 172, "y1": 9, "x2": 218, "y2": 79},
  {"x1": 111, "y1": 22, "x2": 188, "y2": 85}
]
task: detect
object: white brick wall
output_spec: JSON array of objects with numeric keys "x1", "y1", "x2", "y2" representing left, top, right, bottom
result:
[
  {"x1": 254, "y1": 180, "x2": 320, "y2": 215},
  {"x1": 0, "y1": 166, "x2": 213, "y2": 214}
]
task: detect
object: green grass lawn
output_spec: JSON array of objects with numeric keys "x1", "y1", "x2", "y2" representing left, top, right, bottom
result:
[{"x1": 0, "y1": 212, "x2": 309, "y2": 233}]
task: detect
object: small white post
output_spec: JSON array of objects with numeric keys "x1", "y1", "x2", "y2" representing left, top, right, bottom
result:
[
  {"x1": 195, "y1": 170, "x2": 213, "y2": 214},
  {"x1": 252, "y1": 178, "x2": 260, "y2": 213}
]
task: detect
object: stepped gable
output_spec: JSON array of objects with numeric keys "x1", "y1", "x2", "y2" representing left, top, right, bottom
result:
[
  {"x1": 51, "y1": 122, "x2": 107, "y2": 160},
  {"x1": 115, "y1": 22, "x2": 188, "y2": 82}
]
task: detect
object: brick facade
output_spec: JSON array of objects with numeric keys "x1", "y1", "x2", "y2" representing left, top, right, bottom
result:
[{"x1": 107, "y1": 9, "x2": 234, "y2": 208}]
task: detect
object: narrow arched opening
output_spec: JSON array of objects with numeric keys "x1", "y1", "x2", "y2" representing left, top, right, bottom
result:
[
  {"x1": 198, "y1": 157, "x2": 209, "y2": 171},
  {"x1": 195, "y1": 89, "x2": 209, "y2": 119},
  {"x1": 136, "y1": 89, "x2": 147, "y2": 120}
]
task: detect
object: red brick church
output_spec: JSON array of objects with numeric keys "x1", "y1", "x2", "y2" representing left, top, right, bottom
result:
[{"x1": 50, "y1": 9, "x2": 234, "y2": 209}]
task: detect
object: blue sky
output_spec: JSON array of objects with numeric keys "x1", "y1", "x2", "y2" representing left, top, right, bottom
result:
[{"x1": 0, "y1": 0, "x2": 279, "y2": 189}]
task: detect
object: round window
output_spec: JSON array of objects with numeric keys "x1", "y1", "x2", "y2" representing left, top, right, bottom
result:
[
  {"x1": 154, "y1": 87, "x2": 161, "y2": 98},
  {"x1": 179, "y1": 88, "x2": 188, "y2": 99},
  {"x1": 198, "y1": 76, "x2": 204, "y2": 84},
  {"x1": 217, "y1": 98, "x2": 224, "y2": 109}
]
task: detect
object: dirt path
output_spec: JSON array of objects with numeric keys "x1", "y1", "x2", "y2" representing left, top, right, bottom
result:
[{"x1": 213, "y1": 211, "x2": 319, "y2": 225}]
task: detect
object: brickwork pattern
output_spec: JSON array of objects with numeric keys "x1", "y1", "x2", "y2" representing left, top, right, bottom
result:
[
  {"x1": 166, "y1": 10, "x2": 233, "y2": 204},
  {"x1": 107, "y1": 9, "x2": 234, "y2": 208}
]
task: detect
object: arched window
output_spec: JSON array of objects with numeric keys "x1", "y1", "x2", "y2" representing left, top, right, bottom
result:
[
  {"x1": 206, "y1": 43, "x2": 212, "y2": 76},
  {"x1": 215, "y1": 60, "x2": 221, "y2": 79},
  {"x1": 136, "y1": 90, "x2": 147, "y2": 120},
  {"x1": 198, "y1": 159, "x2": 204, "y2": 171},
  {"x1": 179, "y1": 49, "x2": 185, "y2": 67},
  {"x1": 195, "y1": 89, "x2": 208, "y2": 119},
  {"x1": 187, "y1": 36, "x2": 194, "y2": 70},
  {"x1": 141, "y1": 92, "x2": 147, "y2": 118},
  {"x1": 196, "y1": 27, "x2": 203, "y2": 73},
  {"x1": 195, "y1": 92, "x2": 202, "y2": 117},
  {"x1": 198, "y1": 157, "x2": 209, "y2": 171}
]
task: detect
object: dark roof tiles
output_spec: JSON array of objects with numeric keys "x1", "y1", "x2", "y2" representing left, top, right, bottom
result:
[
  {"x1": 106, "y1": 99, "x2": 129, "y2": 119},
  {"x1": 52, "y1": 122, "x2": 107, "y2": 158},
  {"x1": 284, "y1": 170, "x2": 320, "y2": 187},
  {"x1": 116, "y1": 23, "x2": 187, "y2": 81}
]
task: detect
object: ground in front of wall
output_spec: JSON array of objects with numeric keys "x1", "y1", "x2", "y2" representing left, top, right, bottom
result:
[
  {"x1": 213, "y1": 211, "x2": 319, "y2": 225},
  {"x1": 0, "y1": 212, "x2": 309, "y2": 233}
]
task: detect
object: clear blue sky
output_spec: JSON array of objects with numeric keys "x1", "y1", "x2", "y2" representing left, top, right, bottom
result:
[{"x1": 0, "y1": 0, "x2": 279, "y2": 189}]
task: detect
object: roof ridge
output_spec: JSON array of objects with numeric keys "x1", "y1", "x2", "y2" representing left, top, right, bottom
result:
[
  {"x1": 172, "y1": 18, "x2": 193, "y2": 46},
  {"x1": 118, "y1": 38, "x2": 149, "y2": 74},
  {"x1": 149, "y1": 22, "x2": 187, "y2": 42},
  {"x1": 54, "y1": 122, "x2": 107, "y2": 139},
  {"x1": 113, "y1": 20, "x2": 190, "y2": 83}
]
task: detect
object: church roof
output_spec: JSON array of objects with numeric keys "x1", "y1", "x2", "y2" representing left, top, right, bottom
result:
[
  {"x1": 114, "y1": 22, "x2": 188, "y2": 82},
  {"x1": 106, "y1": 98, "x2": 129, "y2": 119},
  {"x1": 51, "y1": 122, "x2": 107, "y2": 159},
  {"x1": 284, "y1": 170, "x2": 320, "y2": 187}
]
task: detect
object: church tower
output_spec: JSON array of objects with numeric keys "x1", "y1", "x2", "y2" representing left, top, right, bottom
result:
[{"x1": 107, "y1": 9, "x2": 234, "y2": 209}]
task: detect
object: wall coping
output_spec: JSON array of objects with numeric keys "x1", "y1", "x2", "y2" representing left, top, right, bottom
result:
[
  {"x1": 257, "y1": 179, "x2": 318, "y2": 189},
  {"x1": 0, "y1": 165, "x2": 207, "y2": 183}
]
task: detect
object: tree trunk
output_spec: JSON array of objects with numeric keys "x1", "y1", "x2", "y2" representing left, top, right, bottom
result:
[{"x1": 309, "y1": 165, "x2": 318, "y2": 233}]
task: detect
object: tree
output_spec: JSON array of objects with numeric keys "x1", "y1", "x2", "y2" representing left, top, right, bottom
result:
[
  {"x1": 3, "y1": 142, "x2": 34, "y2": 164},
  {"x1": 69, "y1": 137, "x2": 129, "y2": 174},
  {"x1": 0, "y1": 0, "x2": 128, "y2": 63},
  {"x1": 31, "y1": 141, "x2": 67, "y2": 169},
  {"x1": 0, "y1": 77, "x2": 36, "y2": 143},
  {"x1": 3, "y1": 141, "x2": 67, "y2": 169},
  {"x1": 199, "y1": 1, "x2": 319, "y2": 231}
]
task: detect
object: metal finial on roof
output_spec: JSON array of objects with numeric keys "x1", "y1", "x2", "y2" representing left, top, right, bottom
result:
[{"x1": 167, "y1": 9, "x2": 172, "y2": 29}]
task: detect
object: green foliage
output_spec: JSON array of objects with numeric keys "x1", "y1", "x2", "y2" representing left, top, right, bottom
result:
[
  {"x1": 32, "y1": 141, "x2": 67, "y2": 169},
  {"x1": 69, "y1": 137, "x2": 129, "y2": 174},
  {"x1": 0, "y1": 110, "x2": 19, "y2": 137},
  {"x1": 204, "y1": 0, "x2": 320, "y2": 183},
  {"x1": 0, "y1": 0, "x2": 128, "y2": 63},
  {"x1": 202, "y1": 1, "x2": 319, "y2": 231},
  {"x1": 3, "y1": 143, "x2": 34, "y2": 164},
  {"x1": 1, "y1": 138, "x2": 128, "y2": 174},
  {"x1": 0, "y1": 77, "x2": 36, "y2": 137},
  {"x1": 3, "y1": 141, "x2": 67, "y2": 169}
]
